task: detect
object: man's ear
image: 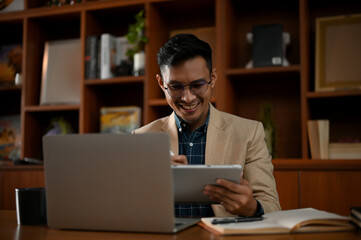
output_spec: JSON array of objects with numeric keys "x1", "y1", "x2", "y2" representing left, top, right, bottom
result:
[
  {"x1": 156, "y1": 74, "x2": 166, "y2": 91},
  {"x1": 211, "y1": 68, "x2": 217, "y2": 88}
]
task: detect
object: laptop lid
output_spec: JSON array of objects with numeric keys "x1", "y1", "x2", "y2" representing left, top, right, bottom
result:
[{"x1": 43, "y1": 133, "x2": 197, "y2": 233}]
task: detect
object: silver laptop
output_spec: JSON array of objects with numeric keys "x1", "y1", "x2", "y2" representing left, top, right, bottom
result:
[{"x1": 43, "y1": 133, "x2": 199, "y2": 233}]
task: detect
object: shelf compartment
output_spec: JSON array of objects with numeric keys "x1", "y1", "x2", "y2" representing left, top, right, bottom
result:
[
  {"x1": 146, "y1": 0, "x2": 216, "y2": 101},
  {"x1": 0, "y1": 88, "x2": 21, "y2": 116},
  {"x1": 84, "y1": 4, "x2": 145, "y2": 38},
  {"x1": 222, "y1": 0, "x2": 300, "y2": 69},
  {"x1": 82, "y1": 82, "x2": 144, "y2": 133},
  {"x1": 25, "y1": 12, "x2": 81, "y2": 107},
  {"x1": 23, "y1": 110, "x2": 79, "y2": 159},
  {"x1": 308, "y1": 96, "x2": 361, "y2": 144},
  {"x1": 226, "y1": 73, "x2": 302, "y2": 159},
  {"x1": 0, "y1": 18, "x2": 23, "y2": 45},
  {"x1": 144, "y1": 0, "x2": 216, "y2": 123}
]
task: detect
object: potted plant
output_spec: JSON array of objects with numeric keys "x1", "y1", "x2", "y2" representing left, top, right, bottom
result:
[{"x1": 125, "y1": 10, "x2": 148, "y2": 76}]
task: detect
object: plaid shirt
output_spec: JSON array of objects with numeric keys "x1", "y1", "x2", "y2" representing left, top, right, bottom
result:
[{"x1": 174, "y1": 113, "x2": 214, "y2": 217}]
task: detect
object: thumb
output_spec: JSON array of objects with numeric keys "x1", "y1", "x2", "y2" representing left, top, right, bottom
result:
[{"x1": 240, "y1": 171, "x2": 249, "y2": 185}]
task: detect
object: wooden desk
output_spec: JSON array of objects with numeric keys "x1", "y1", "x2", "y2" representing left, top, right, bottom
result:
[{"x1": 1, "y1": 211, "x2": 360, "y2": 240}]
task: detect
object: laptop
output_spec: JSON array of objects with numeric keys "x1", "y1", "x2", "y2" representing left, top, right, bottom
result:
[{"x1": 43, "y1": 133, "x2": 199, "y2": 233}]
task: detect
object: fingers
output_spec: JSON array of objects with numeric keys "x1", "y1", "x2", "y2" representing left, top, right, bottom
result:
[
  {"x1": 203, "y1": 178, "x2": 256, "y2": 216},
  {"x1": 171, "y1": 155, "x2": 188, "y2": 165}
]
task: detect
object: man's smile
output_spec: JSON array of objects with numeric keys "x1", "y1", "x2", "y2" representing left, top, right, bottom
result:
[{"x1": 178, "y1": 102, "x2": 200, "y2": 112}]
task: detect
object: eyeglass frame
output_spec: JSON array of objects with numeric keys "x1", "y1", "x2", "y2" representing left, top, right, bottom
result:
[{"x1": 163, "y1": 79, "x2": 212, "y2": 98}]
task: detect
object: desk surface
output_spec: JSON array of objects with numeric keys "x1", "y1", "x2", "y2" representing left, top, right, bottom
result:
[{"x1": 1, "y1": 210, "x2": 360, "y2": 240}]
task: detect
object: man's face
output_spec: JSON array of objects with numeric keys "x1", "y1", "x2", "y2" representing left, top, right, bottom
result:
[{"x1": 157, "y1": 56, "x2": 217, "y2": 131}]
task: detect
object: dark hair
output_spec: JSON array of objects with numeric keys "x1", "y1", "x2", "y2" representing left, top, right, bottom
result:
[{"x1": 157, "y1": 34, "x2": 212, "y2": 75}]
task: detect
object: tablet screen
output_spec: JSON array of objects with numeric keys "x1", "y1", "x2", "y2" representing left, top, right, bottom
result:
[{"x1": 171, "y1": 165, "x2": 242, "y2": 203}]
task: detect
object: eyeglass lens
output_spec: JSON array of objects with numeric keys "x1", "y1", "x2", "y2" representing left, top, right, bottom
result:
[{"x1": 167, "y1": 80, "x2": 210, "y2": 97}]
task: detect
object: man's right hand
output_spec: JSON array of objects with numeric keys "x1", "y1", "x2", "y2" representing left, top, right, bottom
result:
[{"x1": 171, "y1": 155, "x2": 188, "y2": 165}]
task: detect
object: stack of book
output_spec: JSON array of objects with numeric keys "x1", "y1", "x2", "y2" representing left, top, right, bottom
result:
[
  {"x1": 100, "y1": 106, "x2": 141, "y2": 134},
  {"x1": 85, "y1": 34, "x2": 134, "y2": 80},
  {"x1": 329, "y1": 142, "x2": 361, "y2": 159}
]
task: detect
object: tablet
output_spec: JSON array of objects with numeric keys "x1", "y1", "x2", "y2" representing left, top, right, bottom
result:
[{"x1": 171, "y1": 165, "x2": 242, "y2": 203}]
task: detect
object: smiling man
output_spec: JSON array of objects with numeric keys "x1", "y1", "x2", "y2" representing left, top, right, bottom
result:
[{"x1": 134, "y1": 34, "x2": 280, "y2": 218}]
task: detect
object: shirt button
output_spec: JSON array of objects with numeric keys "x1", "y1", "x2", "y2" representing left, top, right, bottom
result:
[
  {"x1": 189, "y1": 143, "x2": 193, "y2": 147},
  {"x1": 179, "y1": 128, "x2": 182, "y2": 132}
]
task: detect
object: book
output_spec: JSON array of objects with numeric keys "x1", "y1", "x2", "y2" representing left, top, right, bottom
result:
[
  {"x1": 85, "y1": 35, "x2": 99, "y2": 79},
  {"x1": 115, "y1": 36, "x2": 131, "y2": 66},
  {"x1": 0, "y1": 115, "x2": 21, "y2": 160},
  {"x1": 252, "y1": 24, "x2": 284, "y2": 67},
  {"x1": 0, "y1": 43, "x2": 22, "y2": 85},
  {"x1": 350, "y1": 207, "x2": 361, "y2": 228},
  {"x1": 200, "y1": 208, "x2": 355, "y2": 235},
  {"x1": 40, "y1": 38, "x2": 81, "y2": 105},
  {"x1": 0, "y1": 0, "x2": 24, "y2": 13},
  {"x1": 114, "y1": 36, "x2": 134, "y2": 76},
  {"x1": 100, "y1": 33, "x2": 117, "y2": 79},
  {"x1": 100, "y1": 106, "x2": 141, "y2": 134},
  {"x1": 307, "y1": 120, "x2": 329, "y2": 159},
  {"x1": 329, "y1": 142, "x2": 361, "y2": 159}
]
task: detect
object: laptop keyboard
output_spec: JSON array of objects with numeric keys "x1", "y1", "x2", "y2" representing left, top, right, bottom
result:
[{"x1": 175, "y1": 222, "x2": 185, "y2": 227}]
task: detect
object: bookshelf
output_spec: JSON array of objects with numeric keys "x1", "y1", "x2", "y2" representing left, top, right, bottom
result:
[
  {"x1": 0, "y1": 0, "x2": 357, "y2": 160},
  {"x1": 1, "y1": 0, "x2": 361, "y2": 214}
]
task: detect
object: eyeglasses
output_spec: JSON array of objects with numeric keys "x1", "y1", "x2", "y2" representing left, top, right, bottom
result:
[{"x1": 164, "y1": 79, "x2": 211, "y2": 98}]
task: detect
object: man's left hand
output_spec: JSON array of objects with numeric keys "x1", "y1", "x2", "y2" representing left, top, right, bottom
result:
[{"x1": 203, "y1": 173, "x2": 258, "y2": 216}]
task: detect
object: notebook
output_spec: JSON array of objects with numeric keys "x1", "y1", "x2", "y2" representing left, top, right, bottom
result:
[{"x1": 42, "y1": 133, "x2": 199, "y2": 233}]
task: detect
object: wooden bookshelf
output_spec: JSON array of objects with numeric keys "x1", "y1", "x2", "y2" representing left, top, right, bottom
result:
[
  {"x1": 1, "y1": 0, "x2": 361, "y2": 213},
  {"x1": 0, "y1": 0, "x2": 359, "y2": 160},
  {"x1": 1, "y1": 0, "x2": 360, "y2": 160}
]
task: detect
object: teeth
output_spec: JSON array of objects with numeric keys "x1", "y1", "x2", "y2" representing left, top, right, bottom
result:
[{"x1": 182, "y1": 104, "x2": 197, "y2": 110}]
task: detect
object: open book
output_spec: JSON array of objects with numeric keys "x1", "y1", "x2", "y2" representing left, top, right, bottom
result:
[{"x1": 200, "y1": 208, "x2": 355, "y2": 235}]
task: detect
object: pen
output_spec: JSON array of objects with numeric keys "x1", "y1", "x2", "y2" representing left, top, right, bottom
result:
[{"x1": 211, "y1": 216, "x2": 263, "y2": 225}]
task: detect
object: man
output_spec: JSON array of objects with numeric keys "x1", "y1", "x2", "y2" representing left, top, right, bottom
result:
[{"x1": 134, "y1": 34, "x2": 280, "y2": 217}]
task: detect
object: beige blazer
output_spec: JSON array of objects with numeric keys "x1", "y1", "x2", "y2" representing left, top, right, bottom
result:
[{"x1": 134, "y1": 104, "x2": 281, "y2": 216}]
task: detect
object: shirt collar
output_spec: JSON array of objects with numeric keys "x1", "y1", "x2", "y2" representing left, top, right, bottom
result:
[{"x1": 174, "y1": 107, "x2": 210, "y2": 133}]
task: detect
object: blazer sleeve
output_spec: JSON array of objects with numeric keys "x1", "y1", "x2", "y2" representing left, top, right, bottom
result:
[{"x1": 244, "y1": 121, "x2": 281, "y2": 213}]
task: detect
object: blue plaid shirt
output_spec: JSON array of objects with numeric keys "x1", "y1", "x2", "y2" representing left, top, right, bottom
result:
[{"x1": 174, "y1": 113, "x2": 214, "y2": 217}]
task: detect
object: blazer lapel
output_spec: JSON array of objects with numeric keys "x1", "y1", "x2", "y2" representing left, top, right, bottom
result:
[
  {"x1": 205, "y1": 105, "x2": 232, "y2": 165},
  {"x1": 160, "y1": 112, "x2": 179, "y2": 155}
]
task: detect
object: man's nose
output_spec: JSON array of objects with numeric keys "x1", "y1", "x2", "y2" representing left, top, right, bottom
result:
[{"x1": 181, "y1": 86, "x2": 196, "y2": 102}]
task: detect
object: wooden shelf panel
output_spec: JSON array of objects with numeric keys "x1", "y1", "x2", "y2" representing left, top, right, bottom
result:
[
  {"x1": 0, "y1": 85, "x2": 21, "y2": 91},
  {"x1": 306, "y1": 90, "x2": 361, "y2": 98},
  {"x1": 85, "y1": 76, "x2": 144, "y2": 86},
  {"x1": 3, "y1": 159, "x2": 361, "y2": 171},
  {"x1": 24, "y1": 4, "x2": 84, "y2": 18},
  {"x1": 273, "y1": 159, "x2": 361, "y2": 170},
  {"x1": 24, "y1": 105, "x2": 80, "y2": 112},
  {"x1": 148, "y1": 98, "x2": 168, "y2": 106},
  {"x1": 226, "y1": 65, "x2": 301, "y2": 76},
  {"x1": 0, "y1": 12, "x2": 25, "y2": 21}
]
